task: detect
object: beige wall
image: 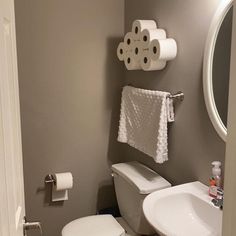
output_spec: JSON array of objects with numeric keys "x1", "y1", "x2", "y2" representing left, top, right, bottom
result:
[
  {"x1": 124, "y1": 0, "x2": 226, "y2": 186},
  {"x1": 15, "y1": 1, "x2": 124, "y2": 235}
]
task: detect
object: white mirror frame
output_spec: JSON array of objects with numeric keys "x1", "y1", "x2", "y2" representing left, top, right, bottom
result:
[{"x1": 203, "y1": 0, "x2": 233, "y2": 142}]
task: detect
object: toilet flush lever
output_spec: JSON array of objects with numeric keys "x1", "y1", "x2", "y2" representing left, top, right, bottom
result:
[{"x1": 23, "y1": 217, "x2": 42, "y2": 235}]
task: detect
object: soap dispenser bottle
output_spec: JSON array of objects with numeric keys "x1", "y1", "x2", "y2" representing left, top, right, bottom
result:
[
  {"x1": 212, "y1": 161, "x2": 222, "y2": 187},
  {"x1": 209, "y1": 161, "x2": 222, "y2": 198}
]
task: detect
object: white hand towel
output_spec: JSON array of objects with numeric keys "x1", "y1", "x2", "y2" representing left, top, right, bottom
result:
[{"x1": 118, "y1": 86, "x2": 174, "y2": 163}]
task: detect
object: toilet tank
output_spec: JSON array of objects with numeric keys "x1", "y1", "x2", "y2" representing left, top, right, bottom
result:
[{"x1": 111, "y1": 162, "x2": 171, "y2": 235}]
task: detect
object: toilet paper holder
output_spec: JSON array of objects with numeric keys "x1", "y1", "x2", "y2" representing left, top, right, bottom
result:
[
  {"x1": 117, "y1": 20, "x2": 177, "y2": 71},
  {"x1": 45, "y1": 174, "x2": 56, "y2": 185}
]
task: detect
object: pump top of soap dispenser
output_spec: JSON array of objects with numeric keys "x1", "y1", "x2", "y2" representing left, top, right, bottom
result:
[{"x1": 212, "y1": 161, "x2": 221, "y2": 176}]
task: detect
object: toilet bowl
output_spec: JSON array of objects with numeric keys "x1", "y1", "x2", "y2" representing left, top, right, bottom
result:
[{"x1": 62, "y1": 161, "x2": 171, "y2": 236}]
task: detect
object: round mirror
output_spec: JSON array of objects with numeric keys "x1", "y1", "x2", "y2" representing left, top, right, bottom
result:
[{"x1": 203, "y1": 0, "x2": 233, "y2": 142}]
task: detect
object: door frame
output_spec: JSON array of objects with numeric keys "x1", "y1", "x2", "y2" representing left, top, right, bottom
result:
[
  {"x1": 222, "y1": 1, "x2": 236, "y2": 235},
  {"x1": 0, "y1": 0, "x2": 25, "y2": 235}
]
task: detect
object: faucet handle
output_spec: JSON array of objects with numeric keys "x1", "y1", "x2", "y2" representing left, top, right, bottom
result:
[
  {"x1": 217, "y1": 188, "x2": 224, "y2": 199},
  {"x1": 211, "y1": 188, "x2": 224, "y2": 210}
]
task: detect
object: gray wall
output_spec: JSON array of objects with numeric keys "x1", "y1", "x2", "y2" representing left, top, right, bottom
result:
[
  {"x1": 15, "y1": 1, "x2": 124, "y2": 235},
  {"x1": 124, "y1": 0, "x2": 226, "y2": 186}
]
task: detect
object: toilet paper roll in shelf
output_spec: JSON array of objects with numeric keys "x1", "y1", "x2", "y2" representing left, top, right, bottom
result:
[
  {"x1": 124, "y1": 32, "x2": 135, "y2": 49},
  {"x1": 140, "y1": 50, "x2": 166, "y2": 71},
  {"x1": 117, "y1": 41, "x2": 134, "y2": 61},
  {"x1": 132, "y1": 20, "x2": 157, "y2": 40},
  {"x1": 124, "y1": 51, "x2": 142, "y2": 70},
  {"x1": 131, "y1": 41, "x2": 143, "y2": 61},
  {"x1": 117, "y1": 42, "x2": 125, "y2": 61},
  {"x1": 117, "y1": 19, "x2": 177, "y2": 71},
  {"x1": 149, "y1": 38, "x2": 177, "y2": 61},
  {"x1": 141, "y1": 29, "x2": 167, "y2": 48}
]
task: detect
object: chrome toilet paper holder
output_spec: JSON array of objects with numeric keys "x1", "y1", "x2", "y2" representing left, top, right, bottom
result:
[{"x1": 45, "y1": 174, "x2": 56, "y2": 184}]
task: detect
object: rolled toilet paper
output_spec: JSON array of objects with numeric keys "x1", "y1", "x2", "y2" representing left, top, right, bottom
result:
[
  {"x1": 117, "y1": 42, "x2": 125, "y2": 61},
  {"x1": 132, "y1": 20, "x2": 157, "y2": 40},
  {"x1": 140, "y1": 50, "x2": 166, "y2": 71},
  {"x1": 131, "y1": 41, "x2": 143, "y2": 61},
  {"x1": 133, "y1": 32, "x2": 142, "y2": 42},
  {"x1": 149, "y1": 38, "x2": 177, "y2": 61},
  {"x1": 124, "y1": 32, "x2": 135, "y2": 50},
  {"x1": 141, "y1": 29, "x2": 167, "y2": 48},
  {"x1": 124, "y1": 51, "x2": 142, "y2": 70},
  {"x1": 52, "y1": 172, "x2": 73, "y2": 202},
  {"x1": 52, "y1": 189, "x2": 69, "y2": 202},
  {"x1": 54, "y1": 172, "x2": 73, "y2": 191}
]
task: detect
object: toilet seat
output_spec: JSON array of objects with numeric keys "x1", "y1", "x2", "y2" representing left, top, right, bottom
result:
[{"x1": 61, "y1": 215, "x2": 125, "y2": 236}]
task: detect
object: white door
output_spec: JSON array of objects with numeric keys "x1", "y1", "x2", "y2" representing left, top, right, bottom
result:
[{"x1": 0, "y1": 0, "x2": 25, "y2": 235}]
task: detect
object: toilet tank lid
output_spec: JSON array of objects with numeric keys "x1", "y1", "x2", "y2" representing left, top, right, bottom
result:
[{"x1": 111, "y1": 162, "x2": 171, "y2": 194}]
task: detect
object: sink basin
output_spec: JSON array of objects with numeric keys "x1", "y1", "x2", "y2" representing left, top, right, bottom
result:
[{"x1": 143, "y1": 181, "x2": 222, "y2": 236}]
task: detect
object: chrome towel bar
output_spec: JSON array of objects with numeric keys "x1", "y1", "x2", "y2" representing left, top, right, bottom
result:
[
  {"x1": 126, "y1": 84, "x2": 184, "y2": 102},
  {"x1": 168, "y1": 91, "x2": 184, "y2": 101}
]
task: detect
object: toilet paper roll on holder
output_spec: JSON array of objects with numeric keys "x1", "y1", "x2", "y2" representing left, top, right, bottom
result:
[{"x1": 45, "y1": 174, "x2": 56, "y2": 185}]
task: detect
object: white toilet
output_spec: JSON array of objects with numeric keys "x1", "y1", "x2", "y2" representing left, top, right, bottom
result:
[{"x1": 62, "y1": 161, "x2": 171, "y2": 236}]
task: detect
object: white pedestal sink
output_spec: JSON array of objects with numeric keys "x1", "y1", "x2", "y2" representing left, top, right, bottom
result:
[{"x1": 143, "y1": 181, "x2": 222, "y2": 236}]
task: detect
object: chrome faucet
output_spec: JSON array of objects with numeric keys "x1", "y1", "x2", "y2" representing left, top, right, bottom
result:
[{"x1": 211, "y1": 188, "x2": 224, "y2": 210}]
